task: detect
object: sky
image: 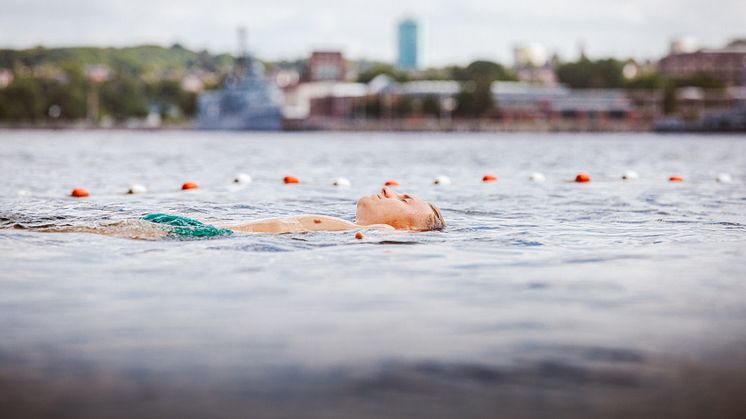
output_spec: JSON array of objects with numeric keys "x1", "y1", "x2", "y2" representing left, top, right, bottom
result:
[{"x1": 1, "y1": 0, "x2": 744, "y2": 66}]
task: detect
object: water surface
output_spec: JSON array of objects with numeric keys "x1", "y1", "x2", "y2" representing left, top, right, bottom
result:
[{"x1": 1, "y1": 130, "x2": 745, "y2": 418}]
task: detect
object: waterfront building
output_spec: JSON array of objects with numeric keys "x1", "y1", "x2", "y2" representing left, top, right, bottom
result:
[
  {"x1": 283, "y1": 81, "x2": 367, "y2": 120},
  {"x1": 398, "y1": 80, "x2": 460, "y2": 98},
  {"x1": 491, "y1": 81, "x2": 634, "y2": 121},
  {"x1": 306, "y1": 51, "x2": 346, "y2": 82},
  {"x1": 397, "y1": 18, "x2": 420, "y2": 70},
  {"x1": 658, "y1": 40, "x2": 746, "y2": 86}
]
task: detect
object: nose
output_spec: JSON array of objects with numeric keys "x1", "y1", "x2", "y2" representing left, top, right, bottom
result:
[{"x1": 381, "y1": 186, "x2": 395, "y2": 198}]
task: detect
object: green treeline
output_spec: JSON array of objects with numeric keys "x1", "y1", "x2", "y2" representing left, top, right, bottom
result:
[{"x1": 0, "y1": 44, "x2": 231, "y2": 122}]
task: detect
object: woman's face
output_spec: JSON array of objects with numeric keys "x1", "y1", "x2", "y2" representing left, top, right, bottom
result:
[{"x1": 356, "y1": 186, "x2": 434, "y2": 230}]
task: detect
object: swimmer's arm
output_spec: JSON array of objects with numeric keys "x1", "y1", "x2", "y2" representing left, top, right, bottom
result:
[{"x1": 227, "y1": 215, "x2": 357, "y2": 233}]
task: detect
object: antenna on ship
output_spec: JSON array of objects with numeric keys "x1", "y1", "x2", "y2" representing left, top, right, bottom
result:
[
  {"x1": 238, "y1": 26, "x2": 248, "y2": 59},
  {"x1": 236, "y1": 26, "x2": 248, "y2": 75}
]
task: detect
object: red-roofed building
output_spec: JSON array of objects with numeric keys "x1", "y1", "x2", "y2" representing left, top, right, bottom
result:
[{"x1": 306, "y1": 51, "x2": 346, "y2": 82}]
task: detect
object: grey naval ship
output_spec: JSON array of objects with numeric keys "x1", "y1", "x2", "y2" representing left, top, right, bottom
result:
[{"x1": 195, "y1": 30, "x2": 283, "y2": 131}]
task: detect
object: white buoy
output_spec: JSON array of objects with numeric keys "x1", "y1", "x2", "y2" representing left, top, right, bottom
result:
[
  {"x1": 127, "y1": 184, "x2": 147, "y2": 194},
  {"x1": 529, "y1": 172, "x2": 546, "y2": 182},
  {"x1": 433, "y1": 175, "x2": 451, "y2": 185},
  {"x1": 622, "y1": 170, "x2": 639, "y2": 180},
  {"x1": 233, "y1": 173, "x2": 252, "y2": 184},
  {"x1": 332, "y1": 177, "x2": 351, "y2": 187},
  {"x1": 716, "y1": 173, "x2": 733, "y2": 183}
]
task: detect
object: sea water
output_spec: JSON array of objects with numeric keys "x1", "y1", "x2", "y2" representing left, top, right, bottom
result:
[{"x1": 1, "y1": 130, "x2": 745, "y2": 418}]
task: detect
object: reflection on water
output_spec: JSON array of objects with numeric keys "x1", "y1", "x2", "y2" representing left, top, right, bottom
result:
[{"x1": 1, "y1": 130, "x2": 746, "y2": 417}]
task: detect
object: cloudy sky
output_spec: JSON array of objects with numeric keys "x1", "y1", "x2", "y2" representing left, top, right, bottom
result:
[{"x1": 1, "y1": 0, "x2": 744, "y2": 65}]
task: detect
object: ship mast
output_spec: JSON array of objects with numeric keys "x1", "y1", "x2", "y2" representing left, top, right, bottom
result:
[{"x1": 236, "y1": 26, "x2": 248, "y2": 75}]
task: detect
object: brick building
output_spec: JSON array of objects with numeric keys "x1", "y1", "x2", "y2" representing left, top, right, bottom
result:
[
  {"x1": 658, "y1": 45, "x2": 746, "y2": 86},
  {"x1": 305, "y1": 51, "x2": 346, "y2": 82}
]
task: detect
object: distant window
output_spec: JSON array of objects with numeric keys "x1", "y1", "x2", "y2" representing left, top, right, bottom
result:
[{"x1": 609, "y1": 110, "x2": 627, "y2": 119}]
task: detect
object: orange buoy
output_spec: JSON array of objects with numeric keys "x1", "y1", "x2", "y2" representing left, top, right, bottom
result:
[
  {"x1": 669, "y1": 175, "x2": 684, "y2": 182},
  {"x1": 482, "y1": 174, "x2": 497, "y2": 182},
  {"x1": 71, "y1": 188, "x2": 89, "y2": 198},
  {"x1": 355, "y1": 231, "x2": 365, "y2": 240},
  {"x1": 284, "y1": 176, "x2": 300, "y2": 184},
  {"x1": 181, "y1": 182, "x2": 199, "y2": 190},
  {"x1": 575, "y1": 172, "x2": 591, "y2": 183},
  {"x1": 384, "y1": 180, "x2": 399, "y2": 186}
]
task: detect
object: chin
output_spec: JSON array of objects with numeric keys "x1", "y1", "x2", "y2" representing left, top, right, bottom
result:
[
  {"x1": 355, "y1": 196, "x2": 369, "y2": 212},
  {"x1": 355, "y1": 198, "x2": 372, "y2": 223}
]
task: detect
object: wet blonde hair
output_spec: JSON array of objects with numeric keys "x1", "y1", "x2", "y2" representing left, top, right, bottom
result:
[{"x1": 426, "y1": 203, "x2": 446, "y2": 231}]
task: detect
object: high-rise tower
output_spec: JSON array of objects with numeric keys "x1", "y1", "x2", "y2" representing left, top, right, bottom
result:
[{"x1": 397, "y1": 18, "x2": 420, "y2": 70}]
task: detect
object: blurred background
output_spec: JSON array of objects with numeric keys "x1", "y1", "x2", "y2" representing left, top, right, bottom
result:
[{"x1": 0, "y1": 0, "x2": 744, "y2": 131}]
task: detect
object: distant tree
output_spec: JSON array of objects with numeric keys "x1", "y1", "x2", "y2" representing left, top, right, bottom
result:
[
  {"x1": 451, "y1": 60, "x2": 515, "y2": 117},
  {"x1": 454, "y1": 82, "x2": 477, "y2": 117},
  {"x1": 464, "y1": 60, "x2": 516, "y2": 82},
  {"x1": 0, "y1": 77, "x2": 45, "y2": 120},
  {"x1": 624, "y1": 73, "x2": 668, "y2": 89},
  {"x1": 99, "y1": 76, "x2": 148, "y2": 119},
  {"x1": 556, "y1": 58, "x2": 625, "y2": 88},
  {"x1": 418, "y1": 67, "x2": 453, "y2": 80},
  {"x1": 357, "y1": 63, "x2": 410, "y2": 83},
  {"x1": 146, "y1": 79, "x2": 197, "y2": 118},
  {"x1": 48, "y1": 62, "x2": 88, "y2": 119},
  {"x1": 43, "y1": 80, "x2": 86, "y2": 120},
  {"x1": 675, "y1": 72, "x2": 724, "y2": 89}
]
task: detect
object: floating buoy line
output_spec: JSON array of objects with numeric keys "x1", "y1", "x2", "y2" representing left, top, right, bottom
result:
[{"x1": 57, "y1": 172, "x2": 734, "y2": 198}]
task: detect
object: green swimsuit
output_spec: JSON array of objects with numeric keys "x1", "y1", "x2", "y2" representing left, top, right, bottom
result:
[{"x1": 142, "y1": 213, "x2": 233, "y2": 238}]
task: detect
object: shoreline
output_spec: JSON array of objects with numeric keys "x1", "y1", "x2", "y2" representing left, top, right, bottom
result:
[{"x1": 1, "y1": 119, "x2": 743, "y2": 134}]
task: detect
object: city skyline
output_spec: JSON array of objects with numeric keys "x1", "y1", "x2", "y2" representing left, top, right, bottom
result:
[{"x1": 1, "y1": 0, "x2": 744, "y2": 66}]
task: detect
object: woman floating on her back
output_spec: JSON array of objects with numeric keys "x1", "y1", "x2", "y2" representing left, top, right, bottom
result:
[{"x1": 39, "y1": 187, "x2": 445, "y2": 239}]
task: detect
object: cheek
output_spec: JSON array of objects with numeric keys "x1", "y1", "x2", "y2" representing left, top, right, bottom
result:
[
  {"x1": 381, "y1": 202, "x2": 416, "y2": 226},
  {"x1": 357, "y1": 200, "x2": 403, "y2": 224}
]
